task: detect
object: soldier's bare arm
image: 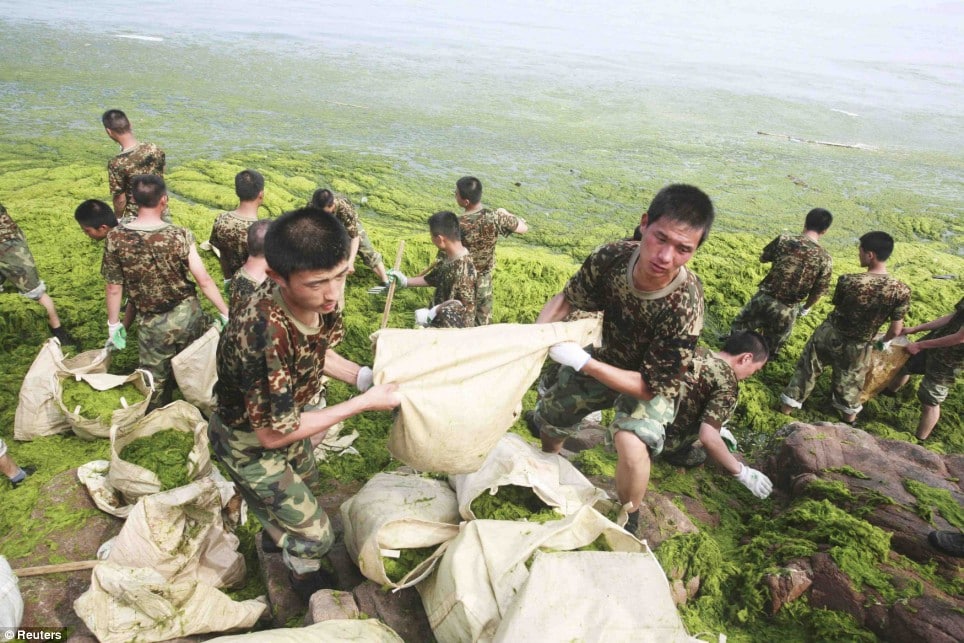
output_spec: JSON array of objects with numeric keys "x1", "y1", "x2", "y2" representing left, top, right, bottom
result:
[
  {"x1": 581, "y1": 358, "x2": 654, "y2": 401},
  {"x1": 106, "y1": 283, "x2": 123, "y2": 323},
  {"x1": 187, "y1": 244, "x2": 228, "y2": 316},
  {"x1": 698, "y1": 423, "x2": 741, "y2": 475},
  {"x1": 112, "y1": 192, "x2": 126, "y2": 217},
  {"x1": 882, "y1": 319, "x2": 904, "y2": 342},
  {"x1": 536, "y1": 292, "x2": 572, "y2": 323},
  {"x1": 322, "y1": 349, "x2": 362, "y2": 385}
]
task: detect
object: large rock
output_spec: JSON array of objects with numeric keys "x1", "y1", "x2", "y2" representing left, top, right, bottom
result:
[
  {"x1": 353, "y1": 580, "x2": 435, "y2": 643},
  {"x1": 11, "y1": 468, "x2": 123, "y2": 636},
  {"x1": 767, "y1": 423, "x2": 964, "y2": 641}
]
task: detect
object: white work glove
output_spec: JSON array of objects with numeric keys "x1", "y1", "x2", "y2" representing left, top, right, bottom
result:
[
  {"x1": 734, "y1": 463, "x2": 773, "y2": 499},
  {"x1": 356, "y1": 366, "x2": 374, "y2": 392},
  {"x1": 548, "y1": 342, "x2": 591, "y2": 372},
  {"x1": 387, "y1": 269, "x2": 407, "y2": 288},
  {"x1": 719, "y1": 427, "x2": 738, "y2": 452},
  {"x1": 106, "y1": 321, "x2": 126, "y2": 350},
  {"x1": 798, "y1": 306, "x2": 811, "y2": 317},
  {"x1": 414, "y1": 306, "x2": 438, "y2": 327},
  {"x1": 218, "y1": 313, "x2": 229, "y2": 330}
]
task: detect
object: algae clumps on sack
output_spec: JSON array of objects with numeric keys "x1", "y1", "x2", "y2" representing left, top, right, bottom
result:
[
  {"x1": 470, "y1": 484, "x2": 562, "y2": 523},
  {"x1": 62, "y1": 378, "x2": 145, "y2": 423},
  {"x1": 382, "y1": 546, "x2": 437, "y2": 584},
  {"x1": 119, "y1": 429, "x2": 196, "y2": 491}
]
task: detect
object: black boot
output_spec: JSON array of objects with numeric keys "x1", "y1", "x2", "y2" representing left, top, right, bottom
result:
[{"x1": 51, "y1": 325, "x2": 80, "y2": 349}]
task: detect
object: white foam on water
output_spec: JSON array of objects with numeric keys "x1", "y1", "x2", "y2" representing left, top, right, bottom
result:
[
  {"x1": 114, "y1": 34, "x2": 163, "y2": 42},
  {"x1": 831, "y1": 108, "x2": 860, "y2": 117}
]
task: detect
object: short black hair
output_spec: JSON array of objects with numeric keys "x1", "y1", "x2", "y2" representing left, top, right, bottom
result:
[
  {"x1": 428, "y1": 210, "x2": 461, "y2": 241},
  {"x1": 860, "y1": 231, "x2": 895, "y2": 261},
  {"x1": 309, "y1": 188, "x2": 335, "y2": 210},
  {"x1": 74, "y1": 199, "x2": 118, "y2": 229},
  {"x1": 235, "y1": 169, "x2": 264, "y2": 201},
  {"x1": 804, "y1": 208, "x2": 833, "y2": 233},
  {"x1": 723, "y1": 330, "x2": 770, "y2": 363},
  {"x1": 101, "y1": 109, "x2": 131, "y2": 133},
  {"x1": 131, "y1": 174, "x2": 166, "y2": 207},
  {"x1": 265, "y1": 207, "x2": 350, "y2": 279},
  {"x1": 246, "y1": 219, "x2": 271, "y2": 257},
  {"x1": 456, "y1": 176, "x2": 482, "y2": 205},
  {"x1": 645, "y1": 184, "x2": 715, "y2": 246}
]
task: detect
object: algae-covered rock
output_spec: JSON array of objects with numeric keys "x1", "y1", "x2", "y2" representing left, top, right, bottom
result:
[
  {"x1": 61, "y1": 378, "x2": 145, "y2": 424},
  {"x1": 118, "y1": 428, "x2": 195, "y2": 491}
]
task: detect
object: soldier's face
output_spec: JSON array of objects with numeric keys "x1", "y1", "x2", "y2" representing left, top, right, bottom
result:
[
  {"x1": 634, "y1": 215, "x2": 703, "y2": 290},
  {"x1": 271, "y1": 261, "x2": 349, "y2": 319}
]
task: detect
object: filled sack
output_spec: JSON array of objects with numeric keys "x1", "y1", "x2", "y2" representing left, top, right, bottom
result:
[
  {"x1": 14, "y1": 339, "x2": 110, "y2": 440},
  {"x1": 341, "y1": 471, "x2": 460, "y2": 589},
  {"x1": 56, "y1": 369, "x2": 153, "y2": 440},
  {"x1": 859, "y1": 336, "x2": 911, "y2": 403},
  {"x1": 372, "y1": 319, "x2": 601, "y2": 474},
  {"x1": 172, "y1": 323, "x2": 220, "y2": 416}
]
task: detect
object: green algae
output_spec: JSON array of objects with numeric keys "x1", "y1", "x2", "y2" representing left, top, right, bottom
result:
[
  {"x1": 903, "y1": 479, "x2": 964, "y2": 529},
  {"x1": 119, "y1": 429, "x2": 196, "y2": 491},
  {"x1": 570, "y1": 446, "x2": 617, "y2": 478},
  {"x1": 825, "y1": 466, "x2": 871, "y2": 480},
  {"x1": 225, "y1": 518, "x2": 269, "y2": 603},
  {"x1": 61, "y1": 378, "x2": 145, "y2": 423},
  {"x1": 382, "y1": 546, "x2": 436, "y2": 583},
  {"x1": 470, "y1": 485, "x2": 563, "y2": 523}
]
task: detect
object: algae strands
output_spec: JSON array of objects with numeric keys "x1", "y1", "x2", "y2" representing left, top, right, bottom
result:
[
  {"x1": 470, "y1": 484, "x2": 562, "y2": 523},
  {"x1": 382, "y1": 546, "x2": 437, "y2": 583},
  {"x1": 62, "y1": 378, "x2": 145, "y2": 423},
  {"x1": 119, "y1": 429, "x2": 195, "y2": 491}
]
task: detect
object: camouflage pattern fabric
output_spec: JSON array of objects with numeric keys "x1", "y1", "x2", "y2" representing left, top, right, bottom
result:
[
  {"x1": 0, "y1": 204, "x2": 22, "y2": 243},
  {"x1": 228, "y1": 268, "x2": 261, "y2": 318},
  {"x1": 458, "y1": 207, "x2": 521, "y2": 275},
  {"x1": 424, "y1": 252, "x2": 477, "y2": 327},
  {"x1": 0, "y1": 234, "x2": 43, "y2": 296},
  {"x1": 107, "y1": 141, "x2": 166, "y2": 221},
  {"x1": 331, "y1": 197, "x2": 384, "y2": 272},
  {"x1": 532, "y1": 361, "x2": 674, "y2": 454},
  {"x1": 431, "y1": 299, "x2": 470, "y2": 329},
  {"x1": 662, "y1": 348, "x2": 739, "y2": 457},
  {"x1": 101, "y1": 222, "x2": 197, "y2": 315},
  {"x1": 904, "y1": 297, "x2": 964, "y2": 406},
  {"x1": 781, "y1": 320, "x2": 873, "y2": 415},
  {"x1": 758, "y1": 234, "x2": 833, "y2": 305},
  {"x1": 210, "y1": 211, "x2": 257, "y2": 280},
  {"x1": 210, "y1": 279, "x2": 343, "y2": 571},
  {"x1": 138, "y1": 296, "x2": 210, "y2": 403},
  {"x1": 921, "y1": 297, "x2": 964, "y2": 374},
  {"x1": 208, "y1": 413, "x2": 333, "y2": 574},
  {"x1": 474, "y1": 271, "x2": 494, "y2": 326},
  {"x1": 827, "y1": 272, "x2": 911, "y2": 341},
  {"x1": 213, "y1": 279, "x2": 343, "y2": 459},
  {"x1": 730, "y1": 291, "x2": 799, "y2": 355},
  {"x1": 563, "y1": 240, "x2": 704, "y2": 400}
]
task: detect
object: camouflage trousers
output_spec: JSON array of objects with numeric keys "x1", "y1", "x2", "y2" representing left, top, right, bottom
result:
[
  {"x1": 355, "y1": 224, "x2": 384, "y2": 273},
  {"x1": 207, "y1": 413, "x2": 333, "y2": 575},
  {"x1": 902, "y1": 351, "x2": 962, "y2": 406},
  {"x1": 781, "y1": 320, "x2": 871, "y2": 416},
  {"x1": 431, "y1": 299, "x2": 470, "y2": 329},
  {"x1": 138, "y1": 296, "x2": 210, "y2": 404},
  {"x1": 533, "y1": 360, "x2": 675, "y2": 456},
  {"x1": 0, "y1": 234, "x2": 45, "y2": 298},
  {"x1": 474, "y1": 270, "x2": 493, "y2": 326},
  {"x1": 730, "y1": 291, "x2": 799, "y2": 355}
]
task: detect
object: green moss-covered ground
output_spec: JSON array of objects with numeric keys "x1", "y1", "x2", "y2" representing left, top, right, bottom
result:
[{"x1": 0, "y1": 18, "x2": 961, "y2": 641}]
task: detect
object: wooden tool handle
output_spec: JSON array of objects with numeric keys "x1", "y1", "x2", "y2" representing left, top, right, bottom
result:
[{"x1": 380, "y1": 240, "x2": 406, "y2": 329}]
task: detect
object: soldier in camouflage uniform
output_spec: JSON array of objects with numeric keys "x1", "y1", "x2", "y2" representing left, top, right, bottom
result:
[
  {"x1": 454, "y1": 176, "x2": 529, "y2": 326},
  {"x1": 210, "y1": 169, "x2": 265, "y2": 283},
  {"x1": 101, "y1": 175, "x2": 229, "y2": 406},
  {"x1": 529, "y1": 184, "x2": 714, "y2": 532},
  {"x1": 729, "y1": 208, "x2": 833, "y2": 355},
  {"x1": 781, "y1": 232, "x2": 910, "y2": 424},
  {"x1": 208, "y1": 206, "x2": 400, "y2": 599},
  {"x1": 661, "y1": 332, "x2": 773, "y2": 499},
  {"x1": 102, "y1": 110, "x2": 167, "y2": 223},
  {"x1": 884, "y1": 297, "x2": 964, "y2": 439},
  {"x1": 310, "y1": 189, "x2": 389, "y2": 284},
  {"x1": 0, "y1": 203, "x2": 76, "y2": 346},
  {"x1": 228, "y1": 219, "x2": 270, "y2": 317},
  {"x1": 377, "y1": 210, "x2": 478, "y2": 328}
]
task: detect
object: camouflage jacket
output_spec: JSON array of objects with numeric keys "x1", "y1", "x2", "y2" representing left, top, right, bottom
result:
[
  {"x1": 107, "y1": 142, "x2": 165, "y2": 220},
  {"x1": 758, "y1": 234, "x2": 833, "y2": 305},
  {"x1": 101, "y1": 222, "x2": 196, "y2": 314},
  {"x1": 458, "y1": 207, "x2": 521, "y2": 275},
  {"x1": 213, "y1": 280, "x2": 344, "y2": 459},
  {"x1": 210, "y1": 211, "x2": 257, "y2": 279},
  {"x1": 925, "y1": 297, "x2": 964, "y2": 369},
  {"x1": 331, "y1": 197, "x2": 360, "y2": 238},
  {"x1": 228, "y1": 267, "x2": 261, "y2": 318},
  {"x1": 564, "y1": 240, "x2": 705, "y2": 399},
  {"x1": 423, "y1": 252, "x2": 477, "y2": 325},
  {"x1": 828, "y1": 272, "x2": 911, "y2": 341},
  {"x1": 0, "y1": 204, "x2": 23, "y2": 243},
  {"x1": 665, "y1": 348, "x2": 739, "y2": 447}
]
